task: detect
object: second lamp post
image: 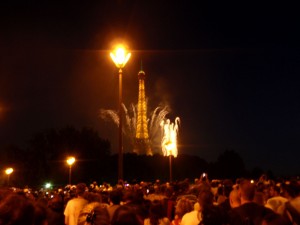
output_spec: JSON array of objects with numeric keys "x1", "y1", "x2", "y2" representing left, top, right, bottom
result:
[{"x1": 67, "y1": 157, "x2": 75, "y2": 185}]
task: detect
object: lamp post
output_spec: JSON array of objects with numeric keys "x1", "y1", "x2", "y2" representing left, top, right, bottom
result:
[
  {"x1": 110, "y1": 45, "x2": 131, "y2": 181},
  {"x1": 166, "y1": 145, "x2": 175, "y2": 183},
  {"x1": 66, "y1": 157, "x2": 75, "y2": 185},
  {"x1": 5, "y1": 167, "x2": 13, "y2": 187}
]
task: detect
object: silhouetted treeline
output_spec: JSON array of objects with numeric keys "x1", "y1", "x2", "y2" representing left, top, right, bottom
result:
[{"x1": 0, "y1": 126, "x2": 276, "y2": 188}]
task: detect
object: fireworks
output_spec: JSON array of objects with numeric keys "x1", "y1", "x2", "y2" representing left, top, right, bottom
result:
[
  {"x1": 160, "y1": 117, "x2": 180, "y2": 157},
  {"x1": 99, "y1": 104, "x2": 170, "y2": 154}
]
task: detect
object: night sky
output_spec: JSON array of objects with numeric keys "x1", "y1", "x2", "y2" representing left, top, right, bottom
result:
[{"x1": 0, "y1": 1, "x2": 299, "y2": 176}]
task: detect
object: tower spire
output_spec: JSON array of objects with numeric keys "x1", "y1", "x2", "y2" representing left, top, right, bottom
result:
[
  {"x1": 140, "y1": 60, "x2": 143, "y2": 71},
  {"x1": 134, "y1": 63, "x2": 152, "y2": 155}
]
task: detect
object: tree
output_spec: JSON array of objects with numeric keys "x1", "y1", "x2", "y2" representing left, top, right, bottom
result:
[
  {"x1": 24, "y1": 126, "x2": 111, "y2": 187},
  {"x1": 214, "y1": 149, "x2": 246, "y2": 180}
]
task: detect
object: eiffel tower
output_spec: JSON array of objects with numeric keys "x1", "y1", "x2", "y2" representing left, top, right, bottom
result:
[{"x1": 134, "y1": 65, "x2": 152, "y2": 155}]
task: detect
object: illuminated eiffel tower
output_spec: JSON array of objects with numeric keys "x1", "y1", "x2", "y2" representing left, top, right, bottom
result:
[{"x1": 134, "y1": 65, "x2": 152, "y2": 155}]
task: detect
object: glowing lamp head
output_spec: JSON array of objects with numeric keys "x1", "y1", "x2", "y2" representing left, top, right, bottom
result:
[
  {"x1": 67, "y1": 157, "x2": 75, "y2": 166},
  {"x1": 5, "y1": 168, "x2": 13, "y2": 175},
  {"x1": 110, "y1": 45, "x2": 131, "y2": 69}
]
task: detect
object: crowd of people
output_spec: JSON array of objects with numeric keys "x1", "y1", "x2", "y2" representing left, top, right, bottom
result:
[{"x1": 0, "y1": 174, "x2": 300, "y2": 225}]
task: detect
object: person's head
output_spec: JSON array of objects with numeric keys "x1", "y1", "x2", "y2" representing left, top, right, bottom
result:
[
  {"x1": 76, "y1": 183, "x2": 87, "y2": 197},
  {"x1": 229, "y1": 189, "x2": 241, "y2": 208},
  {"x1": 261, "y1": 212, "x2": 290, "y2": 225},
  {"x1": 200, "y1": 205, "x2": 224, "y2": 225},
  {"x1": 254, "y1": 191, "x2": 265, "y2": 205},
  {"x1": 281, "y1": 180, "x2": 300, "y2": 199},
  {"x1": 198, "y1": 189, "x2": 214, "y2": 211},
  {"x1": 0, "y1": 193, "x2": 39, "y2": 225},
  {"x1": 122, "y1": 190, "x2": 136, "y2": 204},
  {"x1": 239, "y1": 179, "x2": 256, "y2": 202},
  {"x1": 174, "y1": 197, "x2": 193, "y2": 219},
  {"x1": 222, "y1": 179, "x2": 233, "y2": 197},
  {"x1": 148, "y1": 200, "x2": 166, "y2": 224},
  {"x1": 109, "y1": 189, "x2": 122, "y2": 205},
  {"x1": 78, "y1": 202, "x2": 110, "y2": 225},
  {"x1": 47, "y1": 195, "x2": 64, "y2": 212},
  {"x1": 111, "y1": 205, "x2": 141, "y2": 225},
  {"x1": 85, "y1": 192, "x2": 102, "y2": 203},
  {"x1": 269, "y1": 185, "x2": 281, "y2": 198}
]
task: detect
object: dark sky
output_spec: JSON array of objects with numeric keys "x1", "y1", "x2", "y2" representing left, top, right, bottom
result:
[{"x1": 0, "y1": 1, "x2": 299, "y2": 176}]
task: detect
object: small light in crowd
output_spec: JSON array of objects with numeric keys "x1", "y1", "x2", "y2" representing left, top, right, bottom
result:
[
  {"x1": 250, "y1": 180, "x2": 254, "y2": 184},
  {"x1": 45, "y1": 183, "x2": 52, "y2": 189}
]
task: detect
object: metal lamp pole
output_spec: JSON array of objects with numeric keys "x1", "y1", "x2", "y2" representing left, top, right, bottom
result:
[
  {"x1": 5, "y1": 168, "x2": 13, "y2": 187},
  {"x1": 110, "y1": 45, "x2": 131, "y2": 181}
]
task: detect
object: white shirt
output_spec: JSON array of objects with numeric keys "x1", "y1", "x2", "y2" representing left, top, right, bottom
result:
[
  {"x1": 181, "y1": 210, "x2": 201, "y2": 225},
  {"x1": 64, "y1": 197, "x2": 88, "y2": 225},
  {"x1": 144, "y1": 217, "x2": 170, "y2": 225}
]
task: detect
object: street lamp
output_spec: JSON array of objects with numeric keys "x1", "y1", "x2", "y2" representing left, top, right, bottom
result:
[
  {"x1": 5, "y1": 167, "x2": 13, "y2": 187},
  {"x1": 66, "y1": 157, "x2": 75, "y2": 185},
  {"x1": 110, "y1": 45, "x2": 131, "y2": 181}
]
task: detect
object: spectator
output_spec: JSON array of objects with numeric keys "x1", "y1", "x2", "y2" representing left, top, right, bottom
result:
[
  {"x1": 47, "y1": 194, "x2": 65, "y2": 225},
  {"x1": 111, "y1": 205, "x2": 142, "y2": 225},
  {"x1": 265, "y1": 184, "x2": 288, "y2": 215},
  {"x1": 107, "y1": 189, "x2": 122, "y2": 222},
  {"x1": 229, "y1": 179, "x2": 277, "y2": 225},
  {"x1": 78, "y1": 202, "x2": 110, "y2": 225},
  {"x1": 171, "y1": 197, "x2": 193, "y2": 225},
  {"x1": 0, "y1": 192, "x2": 46, "y2": 225},
  {"x1": 282, "y1": 180, "x2": 300, "y2": 224},
  {"x1": 181, "y1": 189, "x2": 225, "y2": 225},
  {"x1": 144, "y1": 199, "x2": 170, "y2": 225},
  {"x1": 198, "y1": 190, "x2": 226, "y2": 225},
  {"x1": 229, "y1": 188, "x2": 241, "y2": 209},
  {"x1": 218, "y1": 179, "x2": 234, "y2": 213},
  {"x1": 144, "y1": 200, "x2": 170, "y2": 225},
  {"x1": 261, "y1": 212, "x2": 291, "y2": 225},
  {"x1": 64, "y1": 183, "x2": 88, "y2": 225}
]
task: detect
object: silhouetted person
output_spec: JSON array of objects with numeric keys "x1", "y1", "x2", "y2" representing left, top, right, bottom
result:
[
  {"x1": 111, "y1": 205, "x2": 142, "y2": 225},
  {"x1": 47, "y1": 195, "x2": 65, "y2": 225},
  {"x1": 78, "y1": 202, "x2": 110, "y2": 225},
  {"x1": 107, "y1": 189, "x2": 122, "y2": 221},
  {"x1": 229, "y1": 179, "x2": 277, "y2": 225},
  {"x1": 144, "y1": 199, "x2": 170, "y2": 225},
  {"x1": 0, "y1": 192, "x2": 47, "y2": 225},
  {"x1": 171, "y1": 197, "x2": 193, "y2": 225}
]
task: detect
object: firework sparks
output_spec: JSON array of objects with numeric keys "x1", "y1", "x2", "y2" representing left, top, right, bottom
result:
[
  {"x1": 99, "y1": 104, "x2": 170, "y2": 154},
  {"x1": 160, "y1": 117, "x2": 180, "y2": 157}
]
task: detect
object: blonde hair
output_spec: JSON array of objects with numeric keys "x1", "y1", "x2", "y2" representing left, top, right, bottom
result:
[{"x1": 175, "y1": 197, "x2": 193, "y2": 218}]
